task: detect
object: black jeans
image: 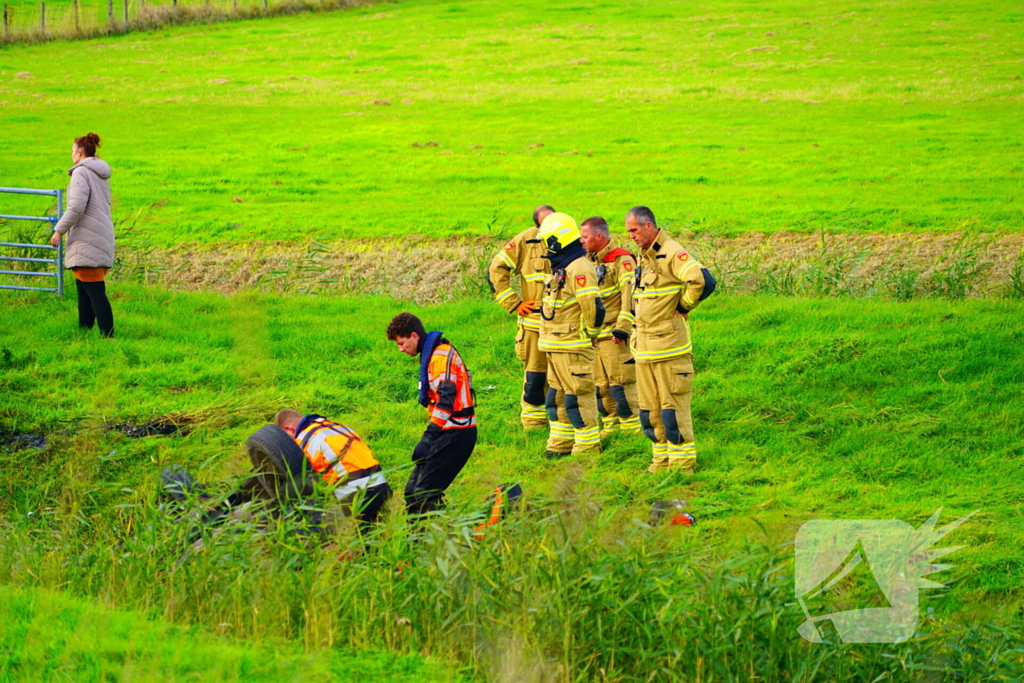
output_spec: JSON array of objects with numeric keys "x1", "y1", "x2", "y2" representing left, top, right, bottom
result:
[
  {"x1": 347, "y1": 482, "x2": 392, "y2": 531},
  {"x1": 76, "y1": 279, "x2": 114, "y2": 337},
  {"x1": 405, "y1": 427, "x2": 476, "y2": 517}
]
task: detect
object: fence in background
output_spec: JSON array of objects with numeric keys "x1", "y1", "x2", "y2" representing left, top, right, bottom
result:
[
  {"x1": 1, "y1": 0, "x2": 366, "y2": 43},
  {"x1": 0, "y1": 187, "x2": 64, "y2": 297}
]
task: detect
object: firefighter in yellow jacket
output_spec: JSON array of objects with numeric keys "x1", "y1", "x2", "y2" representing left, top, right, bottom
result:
[
  {"x1": 537, "y1": 212, "x2": 605, "y2": 457},
  {"x1": 487, "y1": 205, "x2": 554, "y2": 428},
  {"x1": 579, "y1": 216, "x2": 641, "y2": 436},
  {"x1": 625, "y1": 206, "x2": 716, "y2": 473}
]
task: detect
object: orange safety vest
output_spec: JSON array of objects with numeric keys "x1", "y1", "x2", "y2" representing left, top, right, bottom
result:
[
  {"x1": 294, "y1": 415, "x2": 386, "y2": 499},
  {"x1": 426, "y1": 343, "x2": 477, "y2": 430}
]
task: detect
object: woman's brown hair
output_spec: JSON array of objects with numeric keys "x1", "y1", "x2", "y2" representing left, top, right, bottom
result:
[{"x1": 74, "y1": 132, "x2": 101, "y2": 157}]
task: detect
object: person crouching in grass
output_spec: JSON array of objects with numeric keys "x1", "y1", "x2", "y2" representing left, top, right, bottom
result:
[
  {"x1": 386, "y1": 312, "x2": 477, "y2": 520},
  {"x1": 275, "y1": 409, "x2": 391, "y2": 530}
]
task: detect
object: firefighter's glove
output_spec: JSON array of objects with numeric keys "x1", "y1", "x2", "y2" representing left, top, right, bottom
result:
[
  {"x1": 515, "y1": 300, "x2": 539, "y2": 317},
  {"x1": 611, "y1": 329, "x2": 629, "y2": 342}
]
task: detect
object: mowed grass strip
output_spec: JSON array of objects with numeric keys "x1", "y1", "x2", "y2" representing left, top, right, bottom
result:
[{"x1": 1, "y1": 0, "x2": 1022, "y2": 243}]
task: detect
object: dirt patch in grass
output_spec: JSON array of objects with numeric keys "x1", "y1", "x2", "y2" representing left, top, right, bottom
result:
[
  {"x1": 107, "y1": 419, "x2": 191, "y2": 438},
  {"x1": 0, "y1": 429, "x2": 47, "y2": 451},
  {"x1": 114, "y1": 231, "x2": 1024, "y2": 304}
]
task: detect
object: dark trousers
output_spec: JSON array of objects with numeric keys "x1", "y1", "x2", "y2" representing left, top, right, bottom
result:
[
  {"x1": 346, "y1": 482, "x2": 392, "y2": 531},
  {"x1": 76, "y1": 279, "x2": 114, "y2": 337},
  {"x1": 405, "y1": 427, "x2": 476, "y2": 517}
]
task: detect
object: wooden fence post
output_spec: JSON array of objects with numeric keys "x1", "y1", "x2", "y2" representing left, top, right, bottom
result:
[
  {"x1": 107, "y1": 0, "x2": 113, "y2": 27},
  {"x1": 39, "y1": 1, "x2": 44, "y2": 32},
  {"x1": 73, "y1": 0, "x2": 79, "y2": 32}
]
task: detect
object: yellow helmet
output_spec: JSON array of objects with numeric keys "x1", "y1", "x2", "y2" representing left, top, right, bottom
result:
[{"x1": 537, "y1": 212, "x2": 580, "y2": 253}]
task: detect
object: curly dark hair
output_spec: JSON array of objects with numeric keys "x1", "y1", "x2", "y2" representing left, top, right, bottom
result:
[{"x1": 386, "y1": 312, "x2": 426, "y2": 340}]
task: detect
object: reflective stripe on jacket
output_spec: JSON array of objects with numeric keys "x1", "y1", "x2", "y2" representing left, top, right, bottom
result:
[
  {"x1": 488, "y1": 227, "x2": 550, "y2": 328},
  {"x1": 427, "y1": 343, "x2": 477, "y2": 430},
  {"x1": 589, "y1": 242, "x2": 637, "y2": 340},
  {"x1": 538, "y1": 256, "x2": 602, "y2": 352},
  {"x1": 630, "y1": 229, "x2": 707, "y2": 363},
  {"x1": 294, "y1": 416, "x2": 386, "y2": 496}
]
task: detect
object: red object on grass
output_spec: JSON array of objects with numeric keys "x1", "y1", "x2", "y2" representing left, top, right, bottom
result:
[{"x1": 669, "y1": 513, "x2": 696, "y2": 527}]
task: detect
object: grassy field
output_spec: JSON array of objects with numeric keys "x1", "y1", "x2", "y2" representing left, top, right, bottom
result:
[
  {"x1": 1, "y1": 0, "x2": 1023, "y2": 243},
  {"x1": 1, "y1": 284, "x2": 1022, "y2": 679},
  {"x1": 2, "y1": 0, "x2": 1023, "y2": 679},
  {"x1": 0, "y1": 585, "x2": 448, "y2": 682}
]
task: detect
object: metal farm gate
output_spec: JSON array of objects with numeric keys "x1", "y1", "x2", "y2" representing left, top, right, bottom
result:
[{"x1": 0, "y1": 187, "x2": 64, "y2": 297}]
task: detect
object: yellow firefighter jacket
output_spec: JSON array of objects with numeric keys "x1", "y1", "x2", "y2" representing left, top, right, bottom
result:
[
  {"x1": 588, "y1": 242, "x2": 637, "y2": 341},
  {"x1": 631, "y1": 229, "x2": 708, "y2": 363},
  {"x1": 538, "y1": 255, "x2": 602, "y2": 353},
  {"x1": 488, "y1": 227, "x2": 550, "y2": 332}
]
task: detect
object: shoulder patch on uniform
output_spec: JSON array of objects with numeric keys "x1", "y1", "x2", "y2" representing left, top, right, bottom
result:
[
  {"x1": 576, "y1": 274, "x2": 587, "y2": 286},
  {"x1": 677, "y1": 252, "x2": 689, "y2": 261},
  {"x1": 505, "y1": 241, "x2": 516, "y2": 250},
  {"x1": 622, "y1": 261, "x2": 633, "y2": 272}
]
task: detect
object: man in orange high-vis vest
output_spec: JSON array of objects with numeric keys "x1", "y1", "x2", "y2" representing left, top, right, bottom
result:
[
  {"x1": 276, "y1": 409, "x2": 391, "y2": 527},
  {"x1": 387, "y1": 312, "x2": 477, "y2": 518}
]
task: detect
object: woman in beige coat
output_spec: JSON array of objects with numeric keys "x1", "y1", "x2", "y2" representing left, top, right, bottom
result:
[{"x1": 50, "y1": 133, "x2": 115, "y2": 337}]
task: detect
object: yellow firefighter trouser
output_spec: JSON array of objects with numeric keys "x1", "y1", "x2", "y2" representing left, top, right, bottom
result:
[
  {"x1": 544, "y1": 350, "x2": 601, "y2": 454},
  {"x1": 593, "y1": 338, "x2": 640, "y2": 434},
  {"x1": 515, "y1": 323, "x2": 548, "y2": 428},
  {"x1": 636, "y1": 353, "x2": 696, "y2": 473}
]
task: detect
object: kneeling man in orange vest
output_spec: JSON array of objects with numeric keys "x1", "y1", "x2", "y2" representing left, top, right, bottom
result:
[{"x1": 275, "y1": 409, "x2": 392, "y2": 529}]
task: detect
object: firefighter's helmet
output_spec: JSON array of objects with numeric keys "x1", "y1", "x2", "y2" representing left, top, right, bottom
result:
[{"x1": 537, "y1": 212, "x2": 580, "y2": 253}]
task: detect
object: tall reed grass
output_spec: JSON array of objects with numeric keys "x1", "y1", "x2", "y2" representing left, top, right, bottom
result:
[{"x1": 1, "y1": 482, "x2": 1020, "y2": 682}]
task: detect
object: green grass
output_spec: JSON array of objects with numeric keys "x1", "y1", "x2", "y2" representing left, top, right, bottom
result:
[
  {"x1": 1, "y1": 284, "x2": 1022, "y2": 679},
  {"x1": 0, "y1": 585, "x2": 448, "y2": 682},
  {"x1": 1, "y1": 0, "x2": 1023, "y2": 678},
  {"x1": 1, "y1": 0, "x2": 1023, "y2": 243}
]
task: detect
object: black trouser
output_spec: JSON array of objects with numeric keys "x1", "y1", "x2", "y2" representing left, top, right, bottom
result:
[
  {"x1": 405, "y1": 427, "x2": 476, "y2": 517},
  {"x1": 76, "y1": 279, "x2": 114, "y2": 337},
  {"x1": 347, "y1": 482, "x2": 392, "y2": 532},
  {"x1": 228, "y1": 477, "x2": 391, "y2": 535}
]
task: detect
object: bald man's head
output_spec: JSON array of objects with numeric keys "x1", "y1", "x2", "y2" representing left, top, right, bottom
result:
[{"x1": 533, "y1": 205, "x2": 556, "y2": 227}]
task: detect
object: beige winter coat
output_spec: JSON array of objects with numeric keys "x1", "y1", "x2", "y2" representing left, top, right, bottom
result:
[{"x1": 53, "y1": 157, "x2": 115, "y2": 269}]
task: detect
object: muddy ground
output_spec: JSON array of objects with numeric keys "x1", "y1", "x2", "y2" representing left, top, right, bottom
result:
[{"x1": 112, "y1": 231, "x2": 1024, "y2": 304}]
